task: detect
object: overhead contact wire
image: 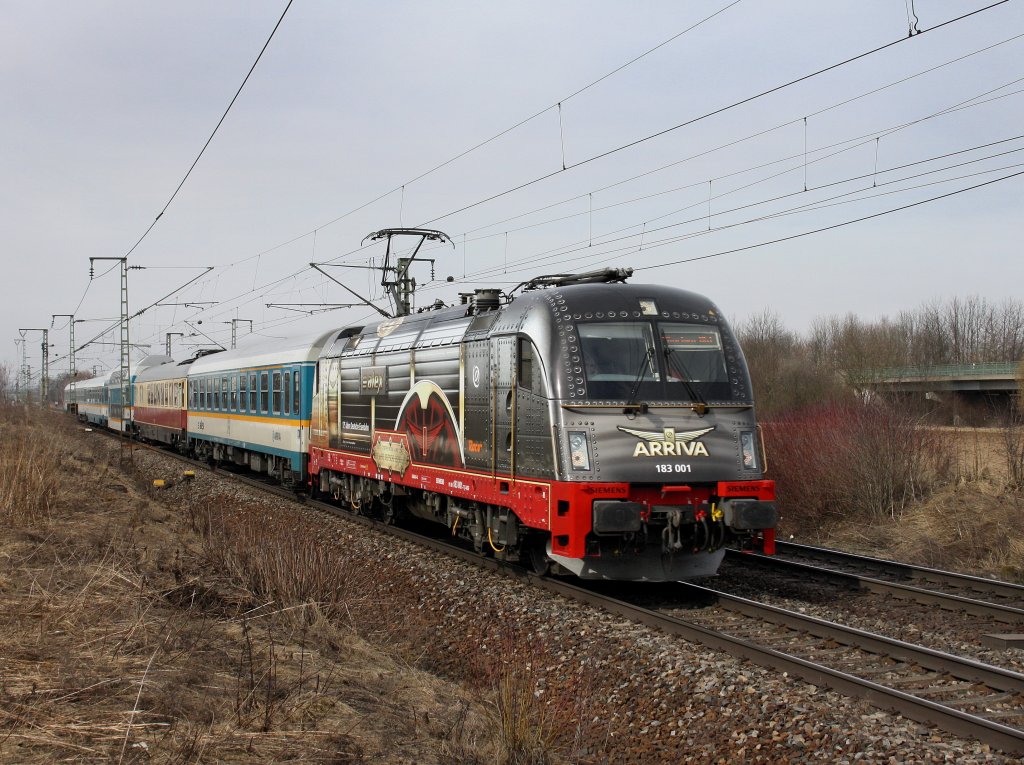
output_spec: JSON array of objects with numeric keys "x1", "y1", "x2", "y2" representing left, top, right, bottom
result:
[
  {"x1": 121, "y1": 0, "x2": 295, "y2": 261},
  {"x1": 418, "y1": 1, "x2": 1009, "y2": 227}
]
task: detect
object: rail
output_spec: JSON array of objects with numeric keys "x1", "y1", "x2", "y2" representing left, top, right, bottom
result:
[{"x1": 726, "y1": 542, "x2": 1024, "y2": 624}]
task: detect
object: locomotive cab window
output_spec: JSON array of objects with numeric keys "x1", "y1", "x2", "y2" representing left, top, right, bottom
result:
[
  {"x1": 660, "y1": 324, "x2": 730, "y2": 401},
  {"x1": 579, "y1": 322, "x2": 658, "y2": 399},
  {"x1": 579, "y1": 321, "x2": 735, "y2": 402}
]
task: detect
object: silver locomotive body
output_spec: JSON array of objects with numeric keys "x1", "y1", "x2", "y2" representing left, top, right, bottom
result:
[{"x1": 310, "y1": 275, "x2": 776, "y2": 581}]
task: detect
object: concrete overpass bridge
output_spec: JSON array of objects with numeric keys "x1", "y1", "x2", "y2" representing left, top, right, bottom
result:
[
  {"x1": 850, "y1": 363, "x2": 1021, "y2": 395},
  {"x1": 850, "y1": 363, "x2": 1020, "y2": 422}
]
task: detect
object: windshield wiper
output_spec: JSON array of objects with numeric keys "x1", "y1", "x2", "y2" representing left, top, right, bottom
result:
[
  {"x1": 664, "y1": 348, "x2": 708, "y2": 416},
  {"x1": 623, "y1": 347, "x2": 654, "y2": 414}
]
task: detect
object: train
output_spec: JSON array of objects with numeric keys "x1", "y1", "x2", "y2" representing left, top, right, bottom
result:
[{"x1": 65, "y1": 268, "x2": 777, "y2": 581}]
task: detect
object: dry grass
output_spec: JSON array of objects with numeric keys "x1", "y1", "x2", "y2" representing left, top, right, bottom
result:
[
  {"x1": 187, "y1": 494, "x2": 588, "y2": 765},
  {"x1": 824, "y1": 426, "x2": 1024, "y2": 582},
  {"x1": 0, "y1": 411, "x2": 505, "y2": 763},
  {"x1": 0, "y1": 406, "x2": 82, "y2": 527}
]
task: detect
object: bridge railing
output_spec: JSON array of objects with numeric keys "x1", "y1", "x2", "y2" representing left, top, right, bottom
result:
[{"x1": 848, "y1": 362, "x2": 1021, "y2": 384}]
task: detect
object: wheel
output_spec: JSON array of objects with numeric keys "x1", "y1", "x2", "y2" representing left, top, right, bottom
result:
[{"x1": 525, "y1": 538, "x2": 551, "y2": 576}]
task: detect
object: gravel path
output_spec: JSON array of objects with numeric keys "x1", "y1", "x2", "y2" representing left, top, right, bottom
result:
[{"x1": 123, "y1": 440, "x2": 1019, "y2": 764}]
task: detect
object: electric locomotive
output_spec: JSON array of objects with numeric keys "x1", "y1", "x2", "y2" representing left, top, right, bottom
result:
[{"x1": 309, "y1": 268, "x2": 776, "y2": 581}]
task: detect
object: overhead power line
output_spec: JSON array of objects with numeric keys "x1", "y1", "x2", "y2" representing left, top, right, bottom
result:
[
  {"x1": 637, "y1": 169, "x2": 1024, "y2": 272},
  {"x1": 120, "y1": 0, "x2": 294, "y2": 261},
  {"x1": 125, "y1": 3, "x2": 1014, "y2": 350},
  {"x1": 418, "y1": 1, "x2": 1009, "y2": 227},
  {"x1": 296, "y1": 1, "x2": 745, "y2": 237}
]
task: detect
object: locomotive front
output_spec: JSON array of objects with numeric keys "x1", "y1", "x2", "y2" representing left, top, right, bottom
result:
[{"x1": 518, "y1": 280, "x2": 776, "y2": 580}]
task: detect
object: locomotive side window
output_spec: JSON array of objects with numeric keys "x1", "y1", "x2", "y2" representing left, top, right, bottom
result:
[{"x1": 517, "y1": 338, "x2": 534, "y2": 392}]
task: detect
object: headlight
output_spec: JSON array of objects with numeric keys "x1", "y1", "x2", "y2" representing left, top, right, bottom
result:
[
  {"x1": 740, "y1": 431, "x2": 759, "y2": 471},
  {"x1": 569, "y1": 431, "x2": 592, "y2": 471}
]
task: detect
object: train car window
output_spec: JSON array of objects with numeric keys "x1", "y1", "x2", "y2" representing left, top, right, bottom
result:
[
  {"x1": 221, "y1": 377, "x2": 228, "y2": 410},
  {"x1": 293, "y1": 370, "x2": 301, "y2": 415},
  {"x1": 239, "y1": 374, "x2": 247, "y2": 412},
  {"x1": 261, "y1": 372, "x2": 269, "y2": 413},
  {"x1": 283, "y1": 372, "x2": 291, "y2": 416},
  {"x1": 249, "y1": 373, "x2": 257, "y2": 412},
  {"x1": 272, "y1": 371, "x2": 282, "y2": 414},
  {"x1": 199, "y1": 379, "x2": 205, "y2": 409},
  {"x1": 230, "y1": 375, "x2": 237, "y2": 411}
]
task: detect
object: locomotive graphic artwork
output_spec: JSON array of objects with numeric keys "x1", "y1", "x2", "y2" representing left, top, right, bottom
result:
[{"x1": 66, "y1": 259, "x2": 777, "y2": 582}]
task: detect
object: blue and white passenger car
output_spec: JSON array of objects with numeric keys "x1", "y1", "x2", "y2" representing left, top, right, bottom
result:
[
  {"x1": 186, "y1": 331, "x2": 338, "y2": 485},
  {"x1": 65, "y1": 374, "x2": 111, "y2": 427}
]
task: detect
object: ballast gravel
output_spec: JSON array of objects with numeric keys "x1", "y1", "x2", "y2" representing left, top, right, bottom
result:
[{"x1": 124, "y1": 441, "x2": 1018, "y2": 764}]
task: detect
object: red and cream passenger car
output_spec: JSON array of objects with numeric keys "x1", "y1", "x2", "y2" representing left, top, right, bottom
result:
[{"x1": 133, "y1": 355, "x2": 191, "y2": 450}]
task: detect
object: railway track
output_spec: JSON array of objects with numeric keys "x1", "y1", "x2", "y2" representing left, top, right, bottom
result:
[
  {"x1": 725, "y1": 541, "x2": 1024, "y2": 626},
  {"x1": 114, "y1": 436, "x2": 1024, "y2": 755}
]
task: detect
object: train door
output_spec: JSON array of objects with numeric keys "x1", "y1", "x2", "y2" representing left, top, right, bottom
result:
[
  {"x1": 462, "y1": 339, "x2": 491, "y2": 472},
  {"x1": 491, "y1": 335, "x2": 515, "y2": 476},
  {"x1": 514, "y1": 336, "x2": 555, "y2": 479},
  {"x1": 310, "y1": 357, "x2": 331, "y2": 448}
]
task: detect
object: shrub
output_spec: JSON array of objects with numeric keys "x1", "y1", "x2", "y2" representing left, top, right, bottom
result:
[
  {"x1": 763, "y1": 400, "x2": 954, "y2": 536},
  {"x1": 191, "y1": 496, "x2": 376, "y2": 628}
]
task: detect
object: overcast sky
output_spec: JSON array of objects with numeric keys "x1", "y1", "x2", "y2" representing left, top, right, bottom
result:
[{"x1": 3, "y1": 0, "x2": 1022, "y2": 382}]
